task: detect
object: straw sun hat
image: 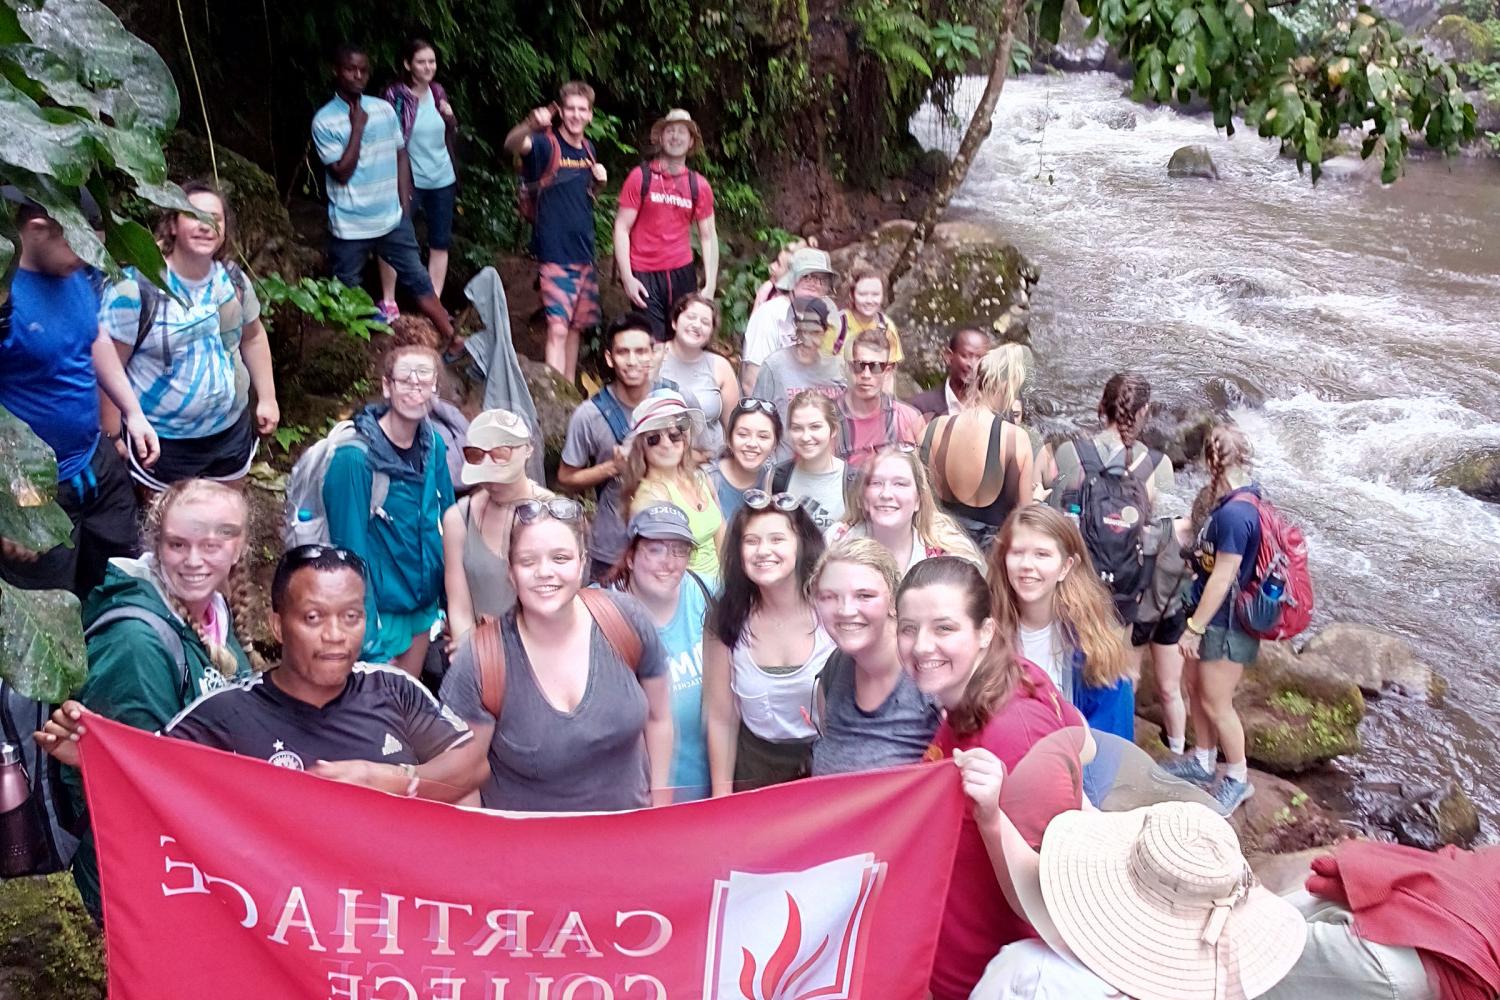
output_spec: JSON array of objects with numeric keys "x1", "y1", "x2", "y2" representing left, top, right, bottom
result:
[
  {"x1": 1038, "y1": 801, "x2": 1305, "y2": 1000},
  {"x1": 627, "y1": 389, "x2": 706, "y2": 441}
]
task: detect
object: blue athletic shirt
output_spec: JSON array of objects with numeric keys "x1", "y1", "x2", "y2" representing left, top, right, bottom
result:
[
  {"x1": 99, "y1": 263, "x2": 261, "y2": 440},
  {"x1": 0, "y1": 267, "x2": 102, "y2": 480},
  {"x1": 1191, "y1": 485, "x2": 1262, "y2": 629},
  {"x1": 407, "y1": 92, "x2": 455, "y2": 190},
  {"x1": 312, "y1": 94, "x2": 404, "y2": 240},
  {"x1": 524, "y1": 130, "x2": 596, "y2": 265},
  {"x1": 659, "y1": 574, "x2": 710, "y2": 801}
]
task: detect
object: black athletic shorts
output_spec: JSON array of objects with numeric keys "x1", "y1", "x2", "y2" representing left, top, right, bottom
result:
[
  {"x1": 130, "y1": 405, "x2": 257, "y2": 490},
  {"x1": 639, "y1": 263, "x2": 699, "y2": 341},
  {"x1": 1131, "y1": 609, "x2": 1188, "y2": 647}
]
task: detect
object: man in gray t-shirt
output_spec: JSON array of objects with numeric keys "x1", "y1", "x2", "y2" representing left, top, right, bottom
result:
[{"x1": 752, "y1": 296, "x2": 846, "y2": 462}]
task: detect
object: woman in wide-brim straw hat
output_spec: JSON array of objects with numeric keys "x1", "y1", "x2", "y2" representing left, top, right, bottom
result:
[{"x1": 620, "y1": 389, "x2": 724, "y2": 581}]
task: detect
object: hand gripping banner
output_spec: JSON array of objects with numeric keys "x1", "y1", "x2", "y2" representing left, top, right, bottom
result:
[{"x1": 80, "y1": 715, "x2": 965, "y2": 1000}]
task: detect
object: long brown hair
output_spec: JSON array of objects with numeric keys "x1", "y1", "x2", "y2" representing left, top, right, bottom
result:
[
  {"x1": 1190, "y1": 423, "x2": 1254, "y2": 532},
  {"x1": 142, "y1": 479, "x2": 252, "y2": 677},
  {"x1": 896, "y1": 556, "x2": 1026, "y2": 736},
  {"x1": 989, "y1": 506, "x2": 1130, "y2": 689},
  {"x1": 841, "y1": 447, "x2": 983, "y2": 570}
]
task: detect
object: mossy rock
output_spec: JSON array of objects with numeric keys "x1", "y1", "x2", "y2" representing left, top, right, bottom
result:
[
  {"x1": 1167, "y1": 145, "x2": 1220, "y2": 180},
  {"x1": 1435, "y1": 446, "x2": 1500, "y2": 503},
  {"x1": 1425, "y1": 14, "x2": 1497, "y2": 63},
  {"x1": 165, "y1": 131, "x2": 318, "y2": 281},
  {"x1": 299, "y1": 330, "x2": 375, "y2": 398},
  {"x1": 1238, "y1": 643, "x2": 1365, "y2": 773},
  {"x1": 0, "y1": 874, "x2": 105, "y2": 1000}
]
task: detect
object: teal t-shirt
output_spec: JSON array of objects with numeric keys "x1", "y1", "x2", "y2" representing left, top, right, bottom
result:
[
  {"x1": 408, "y1": 91, "x2": 455, "y2": 190},
  {"x1": 661, "y1": 575, "x2": 711, "y2": 801}
]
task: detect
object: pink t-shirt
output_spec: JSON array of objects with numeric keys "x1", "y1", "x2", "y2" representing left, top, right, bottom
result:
[
  {"x1": 619, "y1": 163, "x2": 714, "y2": 273},
  {"x1": 839, "y1": 396, "x2": 924, "y2": 467},
  {"x1": 927, "y1": 659, "x2": 1086, "y2": 1000}
]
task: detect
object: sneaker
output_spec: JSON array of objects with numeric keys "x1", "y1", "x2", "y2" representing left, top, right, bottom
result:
[
  {"x1": 1157, "y1": 753, "x2": 1216, "y2": 787},
  {"x1": 376, "y1": 299, "x2": 400, "y2": 324},
  {"x1": 1211, "y1": 776, "x2": 1256, "y2": 816}
]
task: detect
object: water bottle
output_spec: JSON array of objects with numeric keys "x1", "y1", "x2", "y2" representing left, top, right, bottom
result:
[
  {"x1": 0, "y1": 742, "x2": 49, "y2": 877},
  {"x1": 1066, "y1": 503, "x2": 1082, "y2": 525},
  {"x1": 1261, "y1": 572, "x2": 1286, "y2": 602},
  {"x1": 297, "y1": 508, "x2": 314, "y2": 523}
]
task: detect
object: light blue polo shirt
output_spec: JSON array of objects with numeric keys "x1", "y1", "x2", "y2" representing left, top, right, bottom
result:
[{"x1": 312, "y1": 94, "x2": 404, "y2": 240}]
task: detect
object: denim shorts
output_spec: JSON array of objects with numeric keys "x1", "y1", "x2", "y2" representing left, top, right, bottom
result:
[
  {"x1": 1201, "y1": 619, "x2": 1260, "y2": 666},
  {"x1": 327, "y1": 217, "x2": 433, "y2": 297},
  {"x1": 411, "y1": 183, "x2": 456, "y2": 250}
]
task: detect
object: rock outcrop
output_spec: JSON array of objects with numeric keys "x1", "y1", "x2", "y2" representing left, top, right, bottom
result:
[
  {"x1": 1436, "y1": 447, "x2": 1500, "y2": 504},
  {"x1": 1167, "y1": 145, "x2": 1220, "y2": 180},
  {"x1": 1299, "y1": 622, "x2": 1447, "y2": 702}
]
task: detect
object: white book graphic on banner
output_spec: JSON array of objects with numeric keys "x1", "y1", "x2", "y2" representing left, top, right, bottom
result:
[{"x1": 702, "y1": 852, "x2": 888, "y2": 1000}]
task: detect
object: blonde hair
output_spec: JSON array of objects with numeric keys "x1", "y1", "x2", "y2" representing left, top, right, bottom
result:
[
  {"x1": 143, "y1": 479, "x2": 251, "y2": 677},
  {"x1": 1191, "y1": 423, "x2": 1255, "y2": 532},
  {"x1": 971, "y1": 343, "x2": 1032, "y2": 414},
  {"x1": 812, "y1": 537, "x2": 902, "y2": 602},
  {"x1": 841, "y1": 447, "x2": 984, "y2": 572},
  {"x1": 620, "y1": 421, "x2": 703, "y2": 515},
  {"x1": 989, "y1": 505, "x2": 1130, "y2": 689}
]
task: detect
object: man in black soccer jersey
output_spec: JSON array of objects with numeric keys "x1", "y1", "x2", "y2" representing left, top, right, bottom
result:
[{"x1": 40, "y1": 546, "x2": 488, "y2": 803}]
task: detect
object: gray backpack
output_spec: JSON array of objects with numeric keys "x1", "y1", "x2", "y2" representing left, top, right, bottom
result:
[{"x1": 283, "y1": 420, "x2": 390, "y2": 549}]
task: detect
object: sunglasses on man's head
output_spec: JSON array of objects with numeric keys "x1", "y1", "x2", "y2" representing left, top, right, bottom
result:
[
  {"x1": 644, "y1": 428, "x2": 686, "y2": 448},
  {"x1": 851, "y1": 360, "x2": 896, "y2": 375},
  {"x1": 514, "y1": 497, "x2": 585, "y2": 524},
  {"x1": 742, "y1": 489, "x2": 803, "y2": 512},
  {"x1": 462, "y1": 444, "x2": 519, "y2": 464},
  {"x1": 282, "y1": 544, "x2": 365, "y2": 574}
]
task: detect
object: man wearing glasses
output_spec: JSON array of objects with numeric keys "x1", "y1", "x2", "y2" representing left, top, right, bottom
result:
[
  {"x1": 836, "y1": 330, "x2": 924, "y2": 467},
  {"x1": 324, "y1": 344, "x2": 456, "y2": 676}
]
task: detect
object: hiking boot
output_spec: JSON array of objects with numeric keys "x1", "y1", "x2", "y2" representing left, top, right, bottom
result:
[
  {"x1": 1157, "y1": 753, "x2": 1215, "y2": 787},
  {"x1": 376, "y1": 299, "x2": 400, "y2": 324},
  {"x1": 1211, "y1": 776, "x2": 1255, "y2": 816}
]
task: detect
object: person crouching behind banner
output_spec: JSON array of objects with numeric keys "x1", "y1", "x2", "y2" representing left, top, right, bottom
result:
[
  {"x1": 808, "y1": 538, "x2": 939, "y2": 776},
  {"x1": 894, "y1": 556, "x2": 1087, "y2": 1000},
  {"x1": 438, "y1": 498, "x2": 675, "y2": 811},
  {"x1": 702, "y1": 493, "x2": 832, "y2": 794},
  {"x1": 36, "y1": 478, "x2": 253, "y2": 920},
  {"x1": 39, "y1": 546, "x2": 483, "y2": 804}
]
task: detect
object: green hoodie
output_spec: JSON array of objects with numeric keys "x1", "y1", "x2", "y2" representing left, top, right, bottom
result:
[{"x1": 65, "y1": 555, "x2": 251, "y2": 917}]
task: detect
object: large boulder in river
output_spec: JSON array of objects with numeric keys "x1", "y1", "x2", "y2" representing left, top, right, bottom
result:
[
  {"x1": 829, "y1": 220, "x2": 1039, "y2": 388},
  {"x1": 1300, "y1": 622, "x2": 1447, "y2": 702},
  {"x1": 1422, "y1": 14, "x2": 1496, "y2": 63},
  {"x1": 1167, "y1": 145, "x2": 1220, "y2": 180},
  {"x1": 1367, "y1": 782, "x2": 1482, "y2": 849},
  {"x1": 1436, "y1": 447, "x2": 1500, "y2": 504}
]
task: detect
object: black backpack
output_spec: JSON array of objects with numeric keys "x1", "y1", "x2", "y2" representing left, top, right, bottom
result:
[{"x1": 1065, "y1": 438, "x2": 1157, "y2": 617}]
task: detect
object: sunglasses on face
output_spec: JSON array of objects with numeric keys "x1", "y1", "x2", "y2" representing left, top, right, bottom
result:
[
  {"x1": 644, "y1": 428, "x2": 686, "y2": 448},
  {"x1": 852, "y1": 360, "x2": 896, "y2": 375},
  {"x1": 735, "y1": 398, "x2": 778, "y2": 416},
  {"x1": 743, "y1": 489, "x2": 803, "y2": 512},
  {"x1": 462, "y1": 444, "x2": 520, "y2": 464},
  {"x1": 282, "y1": 544, "x2": 366, "y2": 574},
  {"x1": 514, "y1": 497, "x2": 585, "y2": 524}
]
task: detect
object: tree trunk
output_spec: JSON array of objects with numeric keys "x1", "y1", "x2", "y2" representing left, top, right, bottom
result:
[{"x1": 887, "y1": 0, "x2": 1026, "y2": 289}]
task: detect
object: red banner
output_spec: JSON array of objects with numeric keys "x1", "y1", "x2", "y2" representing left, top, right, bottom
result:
[{"x1": 80, "y1": 715, "x2": 964, "y2": 1000}]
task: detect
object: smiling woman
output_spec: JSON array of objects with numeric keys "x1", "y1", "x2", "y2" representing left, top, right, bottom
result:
[{"x1": 621, "y1": 390, "x2": 725, "y2": 582}]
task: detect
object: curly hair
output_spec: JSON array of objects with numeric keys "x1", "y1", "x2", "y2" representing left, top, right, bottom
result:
[
  {"x1": 1099, "y1": 372, "x2": 1152, "y2": 450},
  {"x1": 1190, "y1": 423, "x2": 1255, "y2": 532},
  {"x1": 989, "y1": 505, "x2": 1130, "y2": 690},
  {"x1": 143, "y1": 479, "x2": 251, "y2": 677},
  {"x1": 840, "y1": 447, "x2": 983, "y2": 571},
  {"x1": 896, "y1": 556, "x2": 1025, "y2": 736},
  {"x1": 156, "y1": 180, "x2": 235, "y2": 263}
]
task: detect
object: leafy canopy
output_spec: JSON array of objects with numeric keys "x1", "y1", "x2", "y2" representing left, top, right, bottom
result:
[{"x1": 1035, "y1": 0, "x2": 1476, "y2": 181}]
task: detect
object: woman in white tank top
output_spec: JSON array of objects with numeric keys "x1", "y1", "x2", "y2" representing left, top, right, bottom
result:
[{"x1": 703, "y1": 492, "x2": 832, "y2": 794}]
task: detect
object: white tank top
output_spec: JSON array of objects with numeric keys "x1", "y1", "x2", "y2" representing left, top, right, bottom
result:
[{"x1": 729, "y1": 623, "x2": 836, "y2": 741}]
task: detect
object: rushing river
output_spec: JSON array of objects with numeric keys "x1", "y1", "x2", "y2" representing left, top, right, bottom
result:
[{"x1": 913, "y1": 72, "x2": 1500, "y2": 834}]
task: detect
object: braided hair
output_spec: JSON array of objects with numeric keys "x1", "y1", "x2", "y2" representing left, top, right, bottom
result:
[
  {"x1": 1099, "y1": 372, "x2": 1152, "y2": 449},
  {"x1": 1190, "y1": 423, "x2": 1254, "y2": 533},
  {"x1": 142, "y1": 479, "x2": 251, "y2": 677}
]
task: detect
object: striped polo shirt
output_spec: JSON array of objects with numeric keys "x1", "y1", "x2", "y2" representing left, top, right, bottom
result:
[{"x1": 312, "y1": 94, "x2": 404, "y2": 240}]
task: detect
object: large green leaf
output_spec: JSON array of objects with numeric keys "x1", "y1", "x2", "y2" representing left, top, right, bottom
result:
[
  {"x1": 0, "y1": 77, "x2": 92, "y2": 185},
  {"x1": 0, "y1": 578, "x2": 85, "y2": 702},
  {"x1": 0, "y1": 404, "x2": 73, "y2": 554},
  {"x1": 0, "y1": 43, "x2": 103, "y2": 116},
  {"x1": 15, "y1": 0, "x2": 178, "y2": 133},
  {"x1": 8, "y1": 171, "x2": 111, "y2": 273}
]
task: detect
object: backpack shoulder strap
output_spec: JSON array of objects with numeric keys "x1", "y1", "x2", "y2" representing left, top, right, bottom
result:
[
  {"x1": 473, "y1": 618, "x2": 507, "y2": 719},
  {"x1": 538, "y1": 127, "x2": 565, "y2": 187},
  {"x1": 639, "y1": 162, "x2": 652, "y2": 204},
  {"x1": 85, "y1": 606, "x2": 190, "y2": 694},
  {"x1": 224, "y1": 261, "x2": 248, "y2": 303},
  {"x1": 688, "y1": 170, "x2": 700, "y2": 211},
  {"x1": 578, "y1": 589, "x2": 644, "y2": 672},
  {"x1": 1075, "y1": 436, "x2": 1105, "y2": 477},
  {"x1": 135, "y1": 278, "x2": 163, "y2": 353},
  {"x1": 591, "y1": 386, "x2": 632, "y2": 444},
  {"x1": 772, "y1": 461, "x2": 792, "y2": 494},
  {"x1": 686, "y1": 570, "x2": 712, "y2": 602}
]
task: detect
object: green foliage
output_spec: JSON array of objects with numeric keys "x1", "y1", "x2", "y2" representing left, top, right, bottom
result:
[
  {"x1": 932, "y1": 20, "x2": 984, "y2": 74},
  {"x1": 855, "y1": 0, "x2": 936, "y2": 96},
  {"x1": 271, "y1": 424, "x2": 309, "y2": 453},
  {"x1": 1036, "y1": 0, "x2": 1476, "y2": 182},
  {"x1": 717, "y1": 225, "x2": 797, "y2": 336},
  {"x1": 0, "y1": 404, "x2": 72, "y2": 554},
  {"x1": 255, "y1": 274, "x2": 389, "y2": 342},
  {"x1": 0, "y1": 0, "x2": 196, "y2": 287}
]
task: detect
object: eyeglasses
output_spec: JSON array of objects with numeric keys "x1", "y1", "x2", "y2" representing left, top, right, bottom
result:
[
  {"x1": 851, "y1": 360, "x2": 896, "y2": 375},
  {"x1": 644, "y1": 428, "x2": 686, "y2": 448},
  {"x1": 743, "y1": 489, "x2": 803, "y2": 512},
  {"x1": 514, "y1": 497, "x2": 585, "y2": 524},
  {"x1": 462, "y1": 444, "x2": 520, "y2": 464},
  {"x1": 282, "y1": 544, "x2": 366, "y2": 574},
  {"x1": 391, "y1": 365, "x2": 438, "y2": 388},
  {"x1": 735, "y1": 398, "x2": 778, "y2": 416},
  {"x1": 638, "y1": 539, "x2": 693, "y2": 561}
]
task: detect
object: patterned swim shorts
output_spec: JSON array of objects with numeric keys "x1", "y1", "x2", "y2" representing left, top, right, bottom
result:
[{"x1": 538, "y1": 262, "x2": 601, "y2": 331}]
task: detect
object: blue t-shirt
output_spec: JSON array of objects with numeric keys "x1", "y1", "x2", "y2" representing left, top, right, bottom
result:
[
  {"x1": 0, "y1": 267, "x2": 102, "y2": 480},
  {"x1": 659, "y1": 573, "x2": 710, "y2": 801},
  {"x1": 1191, "y1": 486, "x2": 1262, "y2": 628},
  {"x1": 312, "y1": 94, "x2": 404, "y2": 240},
  {"x1": 524, "y1": 130, "x2": 596, "y2": 265},
  {"x1": 407, "y1": 92, "x2": 455, "y2": 190}
]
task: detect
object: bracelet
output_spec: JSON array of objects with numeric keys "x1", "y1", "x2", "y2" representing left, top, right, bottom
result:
[
  {"x1": 1185, "y1": 616, "x2": 1207, "y2": 636},
  {"x1": 400, "y1": 763, "x2": 420, "y2": 798}
]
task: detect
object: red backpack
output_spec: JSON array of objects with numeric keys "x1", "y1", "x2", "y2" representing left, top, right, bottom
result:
[{"x1": 1227, "y1": 492, "x2": 1314, "y2": 641}]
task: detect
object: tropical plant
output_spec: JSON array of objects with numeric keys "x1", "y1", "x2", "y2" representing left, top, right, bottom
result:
[
  {"x1": 0, "y1": 0, "x2": 197, "y2": 288},
  {"x1": 932, "y1": 19, "x2": 984, "y2": 75},
  {"x1": 0, "y1": 406, "x2": 86, "y2": 701},
  {"x1": 255, "y1": 274, "x2": 389, "y2": 342}
]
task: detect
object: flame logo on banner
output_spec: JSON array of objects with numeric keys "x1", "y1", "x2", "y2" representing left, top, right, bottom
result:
[{"x1": 736, "y1": 893, "x2": 833, "y2": 1000}]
